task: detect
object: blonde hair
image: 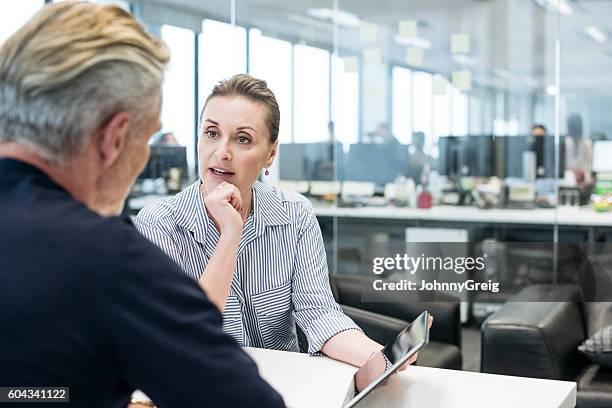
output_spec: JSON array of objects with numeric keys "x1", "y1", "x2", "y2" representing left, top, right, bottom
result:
[
  {"x1": 203, "y1": 74, "x2": 280, "y2": 143},
  {"x1": 0, "y1": 1, "x2": 170, "y2": 163}
]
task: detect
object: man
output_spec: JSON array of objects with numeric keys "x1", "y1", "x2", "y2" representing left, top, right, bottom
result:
[{"x1": 0, "y1": 3, "x2": 283, "y2": 407}]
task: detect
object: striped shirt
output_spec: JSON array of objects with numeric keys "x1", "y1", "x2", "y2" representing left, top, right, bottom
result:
[{"x1": 135, "y1": 180, "x2": 360, "y2": 354}]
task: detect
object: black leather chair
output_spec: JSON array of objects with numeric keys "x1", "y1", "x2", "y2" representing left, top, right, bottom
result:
[
  {"x1": 330, "y1": 274, "x2": 462, "y2": 370},
  {"x1": 481, "y1": 284, "x2": 612, "y2": 408}
]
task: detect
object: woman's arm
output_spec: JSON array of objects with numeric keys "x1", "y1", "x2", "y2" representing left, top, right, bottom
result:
[
  {"x1": 321, "y1": 329, "x2": 383, "y2": 367},
  {"x1": 198, "y1": 182, "x2": 244, "y2": 312},
  {"x1": 322, "y1": 315, "x2": 433, "y2": 368},
  {"x1": 198, "y1": 235, "x2": 240, "y2": 312}
]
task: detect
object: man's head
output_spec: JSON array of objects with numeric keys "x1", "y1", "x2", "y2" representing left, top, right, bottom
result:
[
  {"x1": 0, "y1": 1, "x2": 169, "y2": 215},
  {"x1": 531, "y1": 124, "x2": 547, "y2": 138}
]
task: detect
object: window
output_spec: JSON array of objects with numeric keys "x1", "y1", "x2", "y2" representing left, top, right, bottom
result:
[
  {"x1": 392, "y1": 66, "x2": 412, "y2": 144},
  {"x1": 332, "y1": 56, "x2": 359, "y2": 144},
  {"x1": 432, "y1": 76, "x2": 450, "y2": 141},
  {"x1": 161, "y1": 24, "x2": 196, "y2": 172},
  {"x1": 469, "y1": 95, "x2": 482, "y2": 134},
  {"x1": 198, "y1": 19, "x2": 246, "y2": 114},
  {"x1": 451, "y1": 88, "x2": 468, "y2": 136},
  {"x1": 293, "y1": 44, "x2": 330, "y2": 143},
  {"x1": 249, "y1": 29, "x2": 292, "y2": 143},
  {"x1": 0, "y1": 0, "x2": 44, "y2": 46},
  {"x1": 412, "y1": 71, "x2": 432, "y2": 138}
]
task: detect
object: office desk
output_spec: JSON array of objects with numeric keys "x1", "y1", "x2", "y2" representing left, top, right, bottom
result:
[
  {"x1": 246, "y1": 347, "x2": 576, "y2": 408},
  {"x1": 129, "y1": 193, "x2": 612, "y2": 228},
  {"x1": 315, "y1": 205, "x2": 612, "y2": 227}
]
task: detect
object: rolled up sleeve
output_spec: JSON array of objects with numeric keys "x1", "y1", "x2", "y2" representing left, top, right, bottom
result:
[{"x1": 291, "y1": 206, "x2": 361, "y2": 354}]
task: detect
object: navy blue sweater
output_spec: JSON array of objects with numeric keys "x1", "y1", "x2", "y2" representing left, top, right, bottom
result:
[{"x1": 0, "y1": 159, "x2": 284, "y2": 408}]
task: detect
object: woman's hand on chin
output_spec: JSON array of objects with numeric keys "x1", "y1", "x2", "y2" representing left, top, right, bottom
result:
[{"x1": 201, "y1": 181, "x2": 244, "y2": 239}]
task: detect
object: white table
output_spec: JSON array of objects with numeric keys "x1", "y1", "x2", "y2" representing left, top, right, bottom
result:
[{"x1": 245, "y1": 347, "x2": 576, "y2": 408}]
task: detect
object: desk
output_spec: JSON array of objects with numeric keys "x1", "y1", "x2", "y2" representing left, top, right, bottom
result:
[
  {"x1": 314, "y1": 205, "x2": 612, "y2": 227},
  {"x1": 246, "y1": 347, "x2": 576, "y2": 408},
  {"x1": 128, "y1": 194, "x2": 612, "y2": 228}
]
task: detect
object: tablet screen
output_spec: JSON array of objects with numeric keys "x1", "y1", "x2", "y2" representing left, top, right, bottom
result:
[{"x1": 344, "y1": 311, "x2": 430, "y2": 408}]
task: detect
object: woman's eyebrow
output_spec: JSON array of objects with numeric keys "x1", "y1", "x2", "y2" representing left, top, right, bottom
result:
[
  {"x1": 237, "y1": 126, "x2": 258, "y2": 134},
  {"x1": 204, "y1": 119, "x2": 219, "y2": 125}
]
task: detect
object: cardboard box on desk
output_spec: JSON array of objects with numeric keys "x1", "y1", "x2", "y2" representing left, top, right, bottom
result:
[{"x1": 245, "y1": 347, "x2": 357, "y2": 408}]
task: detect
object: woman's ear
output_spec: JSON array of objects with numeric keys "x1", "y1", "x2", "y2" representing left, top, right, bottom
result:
[{"x1": 267, "y1": 140, "x2": 278, "y2": 167}]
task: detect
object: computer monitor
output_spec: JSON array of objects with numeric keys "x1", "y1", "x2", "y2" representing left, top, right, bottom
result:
[
  {"x1": 495, "y1": 135, "x2": 565, "y2": 179},
  {"x1": 342, "y1": 143, "x2": 408, "y2": 185},
  {"x1": 593, "y1": 140, "x2": 612, "y2": 173},
  {"x1": 437, "y1": 136, "x2": 461, "y2": 178},
  {"x1": 460, "y1": 135, "x2": 494, "y2": 177},
  {"x1": 278, "y1": 142, "x2": 343, "y2": 181},
  {"x1": 278, "y1": 143, "x2": 308, "y2": 181},
  {"x1": 438, "y1": 135, "x2": 494, "y2": 178},
  {"x1": 139, "y1": 145, "x2": 188, "y2": 181}
]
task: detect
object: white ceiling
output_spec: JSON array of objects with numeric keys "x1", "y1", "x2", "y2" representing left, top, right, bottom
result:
[{"x1": 156, "y1": 0, "x2": 612, "y2": 94}]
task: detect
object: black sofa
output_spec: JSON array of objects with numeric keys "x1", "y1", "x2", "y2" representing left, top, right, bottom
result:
[
  {"x1": 330, "y1": 274, "x2": 462, "y2": 370},
  {"x1": 481, "y1": 284, "x2": 612, "y2": 408}
]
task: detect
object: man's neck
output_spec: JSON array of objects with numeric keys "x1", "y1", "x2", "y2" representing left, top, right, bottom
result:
[{"x1": 0, "y1": 142, "x2": 96, "y2": 209}]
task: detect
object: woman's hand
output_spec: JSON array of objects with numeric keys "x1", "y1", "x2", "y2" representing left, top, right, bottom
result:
[
  {"x1": 353, "y1": 315, "x2": 434, "y2": 392},
  {"x1": 201, "y1": 181, "x2": 243, "y2": 238}
]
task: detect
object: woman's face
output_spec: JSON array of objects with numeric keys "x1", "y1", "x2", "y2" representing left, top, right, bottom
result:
[{"x1": 198, "y1": 95, "x2": 277, "y2": 196}]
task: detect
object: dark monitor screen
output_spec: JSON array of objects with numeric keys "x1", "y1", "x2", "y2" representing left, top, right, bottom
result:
[
  {"x1": 342, "y1": 143, "x2": 408, "y2": 185},
  {"x1": 460, "y1": 135, "x2": 494, "y2": 177},
  {"x1": 139, "y1": 145, "x2": 188, "y2": 180},
  {"x1": 497, "y1": 136, "x2": 565, "y2": 179},
  {"x1": 278, "y1": 142, "x2": 342, "y2": 181},
  {"x1": 438, "y1": 135, "x2": 494, "y2": 178}
]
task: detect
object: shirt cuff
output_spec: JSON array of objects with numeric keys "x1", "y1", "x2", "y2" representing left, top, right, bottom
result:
[{"x1": 305, "y1": 311, "x2": 362, "y2": 355}]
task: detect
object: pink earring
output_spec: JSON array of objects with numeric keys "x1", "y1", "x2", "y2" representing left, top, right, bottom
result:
[{"x1": 265, "y1": 167, "x2": 270, "y2": 176}]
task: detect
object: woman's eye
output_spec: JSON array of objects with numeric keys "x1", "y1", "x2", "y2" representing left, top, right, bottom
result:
[
  {"x1": 206, "y1": 130, "x2": 217, "y2": 138},
  {"x1": 237, "y1": 135, "x2": 250, "y2": 144}
]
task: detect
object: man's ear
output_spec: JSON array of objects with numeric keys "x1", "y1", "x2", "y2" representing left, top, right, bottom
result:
[
  {"x1": 97, "y1": 111, "x2": 131, "y2": 169},
  {"x1": 267, "y1": 140, "x2": 278, "y2": 167}
]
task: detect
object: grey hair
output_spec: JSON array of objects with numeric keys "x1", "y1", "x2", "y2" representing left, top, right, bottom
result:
[{"x1": 0, "y1": 2, "x2": 170, "y2": 164}]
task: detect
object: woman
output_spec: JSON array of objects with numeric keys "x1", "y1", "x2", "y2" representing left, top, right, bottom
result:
[{"x1": 136, "y1": 74, "x2": 426, "y2": 378}]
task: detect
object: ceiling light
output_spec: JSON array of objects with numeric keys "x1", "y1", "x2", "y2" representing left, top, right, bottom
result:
[
  {"x1": 393, "y1": 34, "x2": 432, "y2": 50},
  {"x1": 533, "y1": 0, "x2": 573, "y2": 16},
  {"x1": 585, "y1": 25, "x2": 607, "y2": 43},
  {"x1": 523, "y1": 77, "x2": 539, "y2": 87},
  {"x1": 306, "y1": 8, "x2": 362, "y2": 28},
  {"x1": 494, "y1": 68, "x2": 512, "y2": 79},
  {"x1": 452, "y1": 54, "x2": 477, "y2": 66},
  {"x1": 546, "y1": 85, "x2": 558, "y2": 96}
]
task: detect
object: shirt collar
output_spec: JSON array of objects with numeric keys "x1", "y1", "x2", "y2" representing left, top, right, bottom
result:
[
  {"x1": 173, "y1": 180, "x2": 291, "y2": 242},
  {"x1": 252, "y1": 181, "x2": 292, "y2": 230}
]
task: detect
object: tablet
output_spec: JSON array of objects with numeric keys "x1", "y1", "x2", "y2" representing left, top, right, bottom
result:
[{"x1": 343, "y1": 310, "x2": 430, "y2": 408}]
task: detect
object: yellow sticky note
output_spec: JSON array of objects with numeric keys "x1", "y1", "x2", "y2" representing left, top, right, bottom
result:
[
  {"x1": 398, "y1": 20, "x2": 418, "y2": 39},
  {"x1": 360, "y1": 22, "x2": 378, "y2": 42},
  {"x1": 404, "y1": 48, "x2": 424, "y2": 67},
  {"x1": 452, "y1": 70, "x2": 472, "y2": 91},
  {"x1": 432, "y1": 76, "x2": 449, "y2": 95},
  {"x1": 451, "y1": 33, "x2": 470, "y2": 54},
  {"x1": 342, "y1": 56, "x2": 359, "y2": 73},
  {"x1": 363, "y1": 48, "x2": 382, "y2": 66}
]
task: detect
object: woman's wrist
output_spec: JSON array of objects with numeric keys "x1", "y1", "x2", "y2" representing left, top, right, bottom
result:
[{"x1": 219, "y1": 229, "x2": 242, "y2": 243}]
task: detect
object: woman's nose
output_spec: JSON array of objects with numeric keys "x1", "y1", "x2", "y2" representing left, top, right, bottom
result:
[{"x1": 215, "y1": 139, "x2": 232, "y2": 161}]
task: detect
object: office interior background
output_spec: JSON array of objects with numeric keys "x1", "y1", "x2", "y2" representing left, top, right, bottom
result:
[{"x1": 3, "y1": 0, "x2": 612, "y2": 404}]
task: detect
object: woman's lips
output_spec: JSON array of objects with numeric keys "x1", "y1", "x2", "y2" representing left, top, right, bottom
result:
[{"x1": 208, "y1": 167, "x2": 235, "y2": 179}]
